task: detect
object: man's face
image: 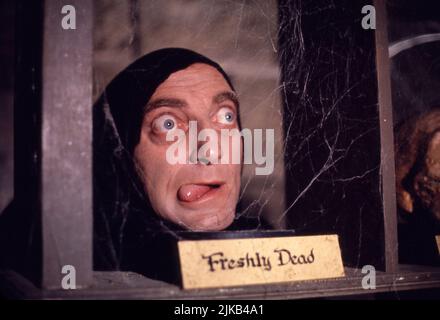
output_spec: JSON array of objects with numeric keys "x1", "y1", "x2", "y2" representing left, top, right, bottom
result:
[{"x1": 134, "y1": 63, "x2": 241, "y2": 231}]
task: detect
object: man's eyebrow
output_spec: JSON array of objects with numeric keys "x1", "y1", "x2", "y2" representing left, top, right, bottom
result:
[
  {"x1": 145, "y1": 92, "x2": 239, "y2": 113},
  {"x1": 213, "y1": 91, "x2": 240, "y2": 110},
  {"x1": 145, "y1": 98, "x2": 188, "y2": 112}
]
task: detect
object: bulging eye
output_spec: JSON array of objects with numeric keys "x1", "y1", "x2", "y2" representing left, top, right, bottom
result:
[
  {"x1": 216, "y1": 107, "x2": 236, "y2": 125},
  {"x1": 152, "y1": 114, "x2": 178, "y2": 133}
]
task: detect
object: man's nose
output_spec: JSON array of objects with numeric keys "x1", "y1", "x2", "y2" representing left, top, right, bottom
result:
[
  {"x1": 188, "y1": 121, "x2": 222, "y2": 165},
  {"x1": 190, "y1": 145, "x2": 220, "y2": 165}
]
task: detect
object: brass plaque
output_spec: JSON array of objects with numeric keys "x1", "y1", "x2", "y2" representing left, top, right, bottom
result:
[{"x1": 178, "y1": 234, "x2": 345, "y2": 289}]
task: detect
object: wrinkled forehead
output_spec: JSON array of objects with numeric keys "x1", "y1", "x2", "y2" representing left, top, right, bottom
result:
[
  {"x1": 152, "y1": 63, "x2": 234, "y2": 94},
  {"x1": 144, "y1": 63, "x2": 239, "y2": 115}
]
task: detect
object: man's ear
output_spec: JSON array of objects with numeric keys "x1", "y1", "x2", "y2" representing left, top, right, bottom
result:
[{"x1": 397, "y1": 189, "x2": 414, "y2": 213}]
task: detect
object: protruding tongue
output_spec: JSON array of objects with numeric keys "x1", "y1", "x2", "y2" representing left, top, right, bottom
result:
[{"x1": 178, "y1": 184, "x2": 212, "y2": 202}]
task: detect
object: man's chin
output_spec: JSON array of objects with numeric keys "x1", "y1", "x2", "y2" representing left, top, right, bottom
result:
[{"x1": 181, "y1": 210, "x2": 235, "y2": 231}]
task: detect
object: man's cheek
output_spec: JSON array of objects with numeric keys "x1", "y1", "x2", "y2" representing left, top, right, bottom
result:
[
  {"x1": 232, "y1": 164, "x2": 241, "y2": 187},
  {"x1": 145, "y1": 177, "x2": 175, "y2": 222}
]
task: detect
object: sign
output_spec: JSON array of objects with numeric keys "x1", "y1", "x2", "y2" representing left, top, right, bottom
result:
[{"x1": 178, "y1": 234, "x2": 345, "y2": 289}]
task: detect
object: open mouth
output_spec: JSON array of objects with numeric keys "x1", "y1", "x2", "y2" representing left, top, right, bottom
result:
[{"x1": 177, "y1": 183, "x2": 223, "y2": 203}]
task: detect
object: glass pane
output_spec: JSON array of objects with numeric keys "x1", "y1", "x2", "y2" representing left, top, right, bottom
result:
[{"x1": 92, "y1": 0, "x2": 394, "y2": 282}]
